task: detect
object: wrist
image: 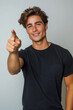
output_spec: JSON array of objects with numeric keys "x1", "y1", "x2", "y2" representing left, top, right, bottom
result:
[{"x1": 9, "y1": 49, "x2": 19, "y2": 55}]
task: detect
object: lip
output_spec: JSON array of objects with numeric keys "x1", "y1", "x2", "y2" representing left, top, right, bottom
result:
[{"x1": 32, "y1": 33, "x2": 40, "y2": 37}]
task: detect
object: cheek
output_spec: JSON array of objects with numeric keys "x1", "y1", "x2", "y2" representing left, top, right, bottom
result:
[
  {"x1": 40, "y1": 26, "x2": 46, "y2": 31},
  {"x1": 41, "y1": 27, "x2": 46, "y2": 34},
  {"x1": 26, "y1": 29, "x2": 31, "y2": 35}
]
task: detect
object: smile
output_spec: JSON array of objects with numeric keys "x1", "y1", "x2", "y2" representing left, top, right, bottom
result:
[{"x1": 32, "y1": 33, "x2": 40, "y2": 37}]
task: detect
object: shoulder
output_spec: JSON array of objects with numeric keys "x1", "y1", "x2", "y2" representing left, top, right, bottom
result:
[
  {"x1": 52, "y1": 43, "x2": 73, "y2": 77},
  {"x1": 52, "y1": 42, "x2": 73, "y2": 61},
  {"x1": 19, "y1": 45, "x2": 32, "y2": 53},
  {"x1": 52, "y1": 42, "x2": 67, "y2": 51},
  {"x1": 51, "y1": 42, "x2": 72, "y2": 56},
  {"x1": 18, "y1": 45, "x2": 32, "y2": 60},
  {"x1": 51, "y1": 42, "x2": 73, "y2": 64}
]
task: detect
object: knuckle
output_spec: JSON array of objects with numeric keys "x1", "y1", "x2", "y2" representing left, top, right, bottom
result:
[
  {"x1": 6, "y1": 45, "x2": 9, "y2": 50},
  {"x1": 8, "y1": 39, "x2": 10, "y2": 42},
  {"x1": 12, "y1": 42, "x2": 15, "y2": 46}
]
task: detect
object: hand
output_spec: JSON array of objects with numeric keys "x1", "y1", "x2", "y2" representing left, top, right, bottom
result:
[{"x1": 6, "y1": 29, "x2": 21, "y2": 53}]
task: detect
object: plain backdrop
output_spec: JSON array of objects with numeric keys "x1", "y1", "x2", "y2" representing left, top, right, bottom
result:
[{"x1": 0, "y1": 0, "x2": 73, "y2": 110}]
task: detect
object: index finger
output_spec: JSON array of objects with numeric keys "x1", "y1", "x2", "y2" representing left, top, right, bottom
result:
[{"x1": 11, "y1": 29, "x2": 16, "y2": 37}]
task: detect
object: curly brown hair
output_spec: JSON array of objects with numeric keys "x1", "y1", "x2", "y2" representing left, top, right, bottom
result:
[{"x1": 18, "y1": 6, "x2": 48, "y2": 28}]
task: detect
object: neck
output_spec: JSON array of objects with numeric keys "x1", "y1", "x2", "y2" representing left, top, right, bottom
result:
[{"x1": 32, "y1": 37, "x2": 51, "y2": 50}]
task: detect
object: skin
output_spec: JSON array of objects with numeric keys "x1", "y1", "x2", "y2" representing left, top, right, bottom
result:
[
  {"x1": 26, "y1": 15, "x2": 50, "y2": 50},
  {"x1": 6, "y1": 15, "x2": 73, "y2": 110},
  {"x1": 6, "y1": 30, "x2": 24, "y2": 74},
  {"x1": 64, "y1": 74, "x2": 73, "y2": 110}
]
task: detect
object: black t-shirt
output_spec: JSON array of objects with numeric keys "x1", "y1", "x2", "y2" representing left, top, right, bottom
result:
[{"x1": 19, "y1": 43, "x2": 73, "y2": 110}]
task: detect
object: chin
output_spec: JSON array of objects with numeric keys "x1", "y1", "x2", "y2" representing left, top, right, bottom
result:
[
  {"x1": 32, "y1": 37, "x2": 45, "y2": 43},
  {"x1": 30, "y1": 34, "x2": 46, "y2": 42}
]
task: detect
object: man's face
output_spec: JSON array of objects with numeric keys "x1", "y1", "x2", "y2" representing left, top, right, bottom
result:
[{"x1": 26, "y1": 15, "x2": 48, "y2": 43}]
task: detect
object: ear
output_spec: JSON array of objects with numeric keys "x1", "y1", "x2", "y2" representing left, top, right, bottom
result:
[{"x1": 45, "y1": 23, "x2": 48, "y2": 30}]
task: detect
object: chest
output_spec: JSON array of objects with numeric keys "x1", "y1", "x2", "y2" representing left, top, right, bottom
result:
[{"x1": 27, "y1": 51, "x2": 63, "y2": 81}]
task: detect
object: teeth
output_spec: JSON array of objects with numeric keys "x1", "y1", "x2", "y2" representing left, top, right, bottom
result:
[
  {"x1": 34, "y1": 34, "x2": 38, "y2": 35},
  {"x1": 33, "y1": 33, "x2": 39, "y2": 36}
]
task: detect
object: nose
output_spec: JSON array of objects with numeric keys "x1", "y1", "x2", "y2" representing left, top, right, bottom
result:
[{"x1": 32, "y1": 25, "x2": 37, "y2": 32}]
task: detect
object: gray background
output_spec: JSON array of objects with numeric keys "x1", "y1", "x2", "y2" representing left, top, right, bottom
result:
[{"x1": 0, "y1": 0, "x2": 73, "y2": 110}]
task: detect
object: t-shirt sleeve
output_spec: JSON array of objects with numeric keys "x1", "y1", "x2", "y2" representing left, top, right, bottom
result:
[
  {"x1": 63, "y1": 49, "x2": 73, "y2": 77},
  {"x1": 18, "y1": 49, "x2": 25, "y2": 62}
]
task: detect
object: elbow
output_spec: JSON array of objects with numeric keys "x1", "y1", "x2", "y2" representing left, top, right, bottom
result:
[
  {"x1": 7, "y1": 64, "x2": 21, "y2": 75},
  {"x1": 8, "y1": 68, "x2": 20, "y2": 75},
  {"x1": 9, "y1": 72, "x2": 19, "y2": 75}
]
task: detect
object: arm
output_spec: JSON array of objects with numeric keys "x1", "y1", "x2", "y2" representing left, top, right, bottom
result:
[
  {"x1": 6, "y1": 29, "x2": 24, "y2": 75},
  {"x1": 7, "y1": 52, "x2": 24, "y2": 74},
  {"x1": 64, "y1": 74, "x2": 73, "y2": 110}
]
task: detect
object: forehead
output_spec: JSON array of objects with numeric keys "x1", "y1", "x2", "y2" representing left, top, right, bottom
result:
[{"x1": 26, "y1": 15, "x2": 43, "y2": 24}]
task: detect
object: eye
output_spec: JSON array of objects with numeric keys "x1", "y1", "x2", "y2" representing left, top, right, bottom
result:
[
  {"x1": 27, "y1": 26, "x2": 31, "y2": 28},
  {"x1": 36, "y1": 23, "x2": 41, "y2": 25},
  {"x1": 27, "y1": 25, "x2": 32, "y2": 28}
]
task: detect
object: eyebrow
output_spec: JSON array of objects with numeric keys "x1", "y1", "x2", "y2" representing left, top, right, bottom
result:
[{"x1": 26, "y1": 21, "x2": 43, "y2": 27}]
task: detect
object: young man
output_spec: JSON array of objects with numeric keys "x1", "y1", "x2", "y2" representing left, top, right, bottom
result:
[{"x1": 6, "y1": 7, "x2": 73, "y2": 110}]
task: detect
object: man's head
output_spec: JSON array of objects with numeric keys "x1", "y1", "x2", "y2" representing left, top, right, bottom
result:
[
  {"x1": 18, "y1": 7, "x2": 48, "y2": 43},
  {"x1": 18, "y1": 6, "x2": 48, "y2": 28}
]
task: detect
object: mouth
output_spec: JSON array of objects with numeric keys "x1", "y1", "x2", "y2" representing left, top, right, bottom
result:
[{"x1": 32, "y1": 33, "x2": 40, "y2": 37}]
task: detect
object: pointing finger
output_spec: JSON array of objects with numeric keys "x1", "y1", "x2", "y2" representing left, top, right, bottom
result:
[
  {"x1": 11, "y1": 29, "x2": 16, "y2": 36},
  {"x1": 11, "y1": 29, "x2": 18, "y2": 41}
]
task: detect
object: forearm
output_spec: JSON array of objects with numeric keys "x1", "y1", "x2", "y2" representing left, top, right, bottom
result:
[
  {"x1": 65, "y1": 87, "x2": 73, "y2": 110},
  {"x1": 7, "y1": 51, "x2": 20, "y2": 74}
]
